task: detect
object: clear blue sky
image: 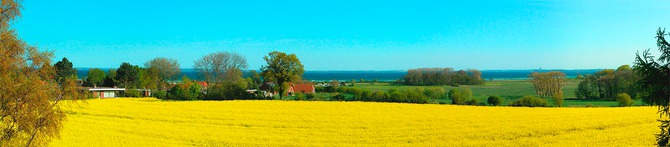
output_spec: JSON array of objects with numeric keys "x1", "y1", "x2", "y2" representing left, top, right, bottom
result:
[{"x1": 12, "y1": 0, "x2": 670, "y2": 70}]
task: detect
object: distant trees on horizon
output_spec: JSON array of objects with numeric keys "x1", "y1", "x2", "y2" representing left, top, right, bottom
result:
[{"x1": 402, "y1": 68, "x2": 485, "y2": 86}]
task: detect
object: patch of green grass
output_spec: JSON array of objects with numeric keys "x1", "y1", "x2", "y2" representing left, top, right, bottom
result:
[{"x1": 353, "y1": 80, "x2": 636, "y2": 107}]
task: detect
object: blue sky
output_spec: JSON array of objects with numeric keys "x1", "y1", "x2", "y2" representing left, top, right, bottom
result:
[{"x1": 12, "y1": 0, "x2": 670, "y2": 70}]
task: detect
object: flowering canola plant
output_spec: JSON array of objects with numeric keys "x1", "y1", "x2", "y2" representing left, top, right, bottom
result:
[{"x1": 50, "y1": 98, "x2": 657, "y2": 146}]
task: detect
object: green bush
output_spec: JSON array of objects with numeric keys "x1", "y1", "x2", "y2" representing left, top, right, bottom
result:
[
  {"x1": 448, "y1": 88, "x2": 472, "y2": 105},
  {"x1": 487, "y1": 96, "x2": 503, "y2": 106},
  {"x1": 295, "y1": 93, "x2": 305, "y2": 101},
  {"x1": 153, "y1": 90, "x2": 167, "y2": 99},
  {"x1": 553, "y1": 92, "x2": 564, "y2": 107},
  {"x1": 332, "y1": 93, "x2": 345, "y2": 101},
  {"x1": 465, "y1": 99, "x2": 478, "y2": 106},
  {"x1": 306, "y1": 93, "x2": 316, "y2": 100},
  {"x1": 509, "y1": 95, "x2": 548, "y2": 107},
  {"x1": 125, "y1": 89, "x2": 141, "y2": 97},
  {"x1": 615, "y1": 93, "x2": 633, "y2": 107}
]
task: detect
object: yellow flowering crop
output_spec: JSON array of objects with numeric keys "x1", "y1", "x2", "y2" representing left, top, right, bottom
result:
[{"x1": 50, "y1": 98, "x2": 657, "y2": 146}]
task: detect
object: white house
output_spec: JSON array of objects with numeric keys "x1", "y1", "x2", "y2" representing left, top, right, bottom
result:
[{"x1": 89, "y1": 87, "x2": 125, "y2": 98}]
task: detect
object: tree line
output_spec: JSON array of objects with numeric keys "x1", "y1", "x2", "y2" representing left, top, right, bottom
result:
[
  {"x1": 528, "y1": 71, "x2": 566, "y2": 107},
  {"x1": 402, "y1": 68, "x2": 485, "y2": 86},
  {"x1": 574, "y1": 65, "x2": 640, "y2": 100}
]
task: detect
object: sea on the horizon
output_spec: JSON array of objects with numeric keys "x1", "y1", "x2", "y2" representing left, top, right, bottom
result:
[{"x1": 76, "y1": 69, "x2": 601, "y2": 82}]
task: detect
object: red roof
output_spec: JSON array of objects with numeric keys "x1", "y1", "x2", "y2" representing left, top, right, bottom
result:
[
  {"x1": 197, "y1": 82, "x2": 208, "y2": 87},
  {"x1": 292, "y1": 83, "x2": 315, "y2": 93}
]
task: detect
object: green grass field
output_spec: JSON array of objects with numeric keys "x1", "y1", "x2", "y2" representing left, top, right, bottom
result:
[{"x1": 352, "y1": 80, "x2": 645, "y2": 107}]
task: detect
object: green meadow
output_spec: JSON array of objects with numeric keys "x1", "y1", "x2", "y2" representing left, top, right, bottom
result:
[{"x1": 351, "y1": 80, "x2": 645, "y2": 107}]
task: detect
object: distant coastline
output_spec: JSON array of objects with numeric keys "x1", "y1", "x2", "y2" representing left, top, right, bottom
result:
[{"x1": 76, "y1": 68, "x2": 601, "y2": 82}]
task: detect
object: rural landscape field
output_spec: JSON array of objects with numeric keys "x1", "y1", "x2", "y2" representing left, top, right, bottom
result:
[
  {"x1": 5, "y1": 0, "x2": 670, "y2": 146},
  {"x1": 50, "y1": 98, "x2": 657, "y2": 146}
]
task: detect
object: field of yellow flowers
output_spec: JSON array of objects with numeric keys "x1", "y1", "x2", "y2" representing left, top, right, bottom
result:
[{"x1": 51, "y1": 98, "x2": 658, "y2": 146}]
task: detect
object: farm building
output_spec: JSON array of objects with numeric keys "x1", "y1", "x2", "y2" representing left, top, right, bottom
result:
[
  {"x1": 259, "y1": 82, "x2": 315, "y2": 96},
  {"x1": 89, "y1": 87, "x2": 125, "y2": 98}
]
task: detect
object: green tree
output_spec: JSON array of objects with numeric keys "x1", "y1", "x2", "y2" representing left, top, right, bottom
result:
[
  {"x1": 103, "y1": 69, "x2": 118, "y2": 87},
  {"x1": 54, "y1": 57, "x2": 76, "y2": 85},
  {"x1": 86, "y1": 68, "x2": 106, "y2": 86},
  {"x1": 487, "y1": 96, "x2": 503, "y2": 106},
  {"x1": 448, "y1": 87, "x2": 472, "y2": 105},
  {"x1": 193, "y1": 51, "x2": 247, "y2": 84},
  {"x1": 260, "y1": 51, "x2": 304, "y2": 100},
  {"x1": 634, "y1": 28, "x2": 670, "y2": 145},
  {"x1": 351, "y1": 79, "x2": 356, "y2": 87},
  {"x1": 249, "y1": 70, "x2": 262, "y2": 88},
  {"x1": 145, "y1": 57, "x2": 180, "y2": 89},
  {"x1": 615, "y1": 93, "x2": 633, "y2": 107},
  {"x1": 115, "y1": 62, "x2": 139, "y2": 88}
]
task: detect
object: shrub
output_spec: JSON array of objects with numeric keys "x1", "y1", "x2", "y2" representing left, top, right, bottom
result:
[
  {"x1": 153, "y1": 90, "x2": 167, "y2": 99},
  {"x1": 125, "y1": 89, "x2": 141, "y2": 97},
  {"x1": 465, "y1": 99, "x2": 478, "y2": 106},
  {"x1": 615, "y1": 93, "x2": 633, "y2": 107},
  {"x1": 448, "y1": 88, "x2": 472, "y2": 105},
  {"x1": 553, "y1": 92, "x2": 564, "y2": 107},
  {"x1": 306, "y1": 93, "x2": 316, "y2": 100},
  {"x1": 332, "y1": 93, "x2": 345, "y2": 101},
  {"x1": 487, "y1": 96, "x2": 503, "y2": 106},
  {"x1": 509, "y1": 95, "x2": 548, "y2": 107},
  {"x1": 450, "y1": 83, "x2": 459, "y2": 87},
  {"x1": 295, "y1": 93, "x2": 305, "y2": 101}
]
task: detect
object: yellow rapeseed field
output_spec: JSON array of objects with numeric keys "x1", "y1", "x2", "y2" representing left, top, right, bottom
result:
[{"x1": 51, "y1": 98, "x2": 658, "y2": 146}]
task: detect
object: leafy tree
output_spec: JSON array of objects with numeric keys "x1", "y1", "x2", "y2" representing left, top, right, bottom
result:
[
  {"x1": 615, "y1": 93, "x2": 633, "y2": 107},
  {"x1": 529, "y1": 71, "x2": 566, "y2": 98},
  {"x1": 138, "y1": 67, "x2": 160, "y2": 90},
  {"x1": 145, "y1": 57, "x2": 180, "y2": 89},
  {"x1": 86, "y1": 68, "x2": 106, "y2": 87},
  {"x1": 103, "y1": 69, "x2": 118, "y2": 87},
  {"x1": 0, "y1": 1, "x2": 82, "y2": 145},
  {"x1": 194, "y1": 51, "x2": 247, "y2": 84},
  {"x1": 487, "y1": 96, "x2": 503, "y2": 106},
  {"x1": 634, "y1": 28, "x2": 670, "y2": 146},
  {"x1": 351, "y1": 79, "x2": 356, "y2": 87},
  {"x1": 260, "y1": 51, "x2": 305, "y2": 100},
  {"x1": 249, "y1": 70, "x2": 262, "y2": 88},
  {"x1": 167, "y1": 76, "x2": 202, "y2": 100},
  {"x1": 115, "y1": 62, "x2": 140, "y2": 88},
  {"x1": 553, "y1": 92, "x2": 564, "y2": 107},
  {"x1": 449, "y1": 88, "x2": 472, "y2": 105},
  {"x1": 54, "y1": 57, "x2": 76, "y2": 85}
]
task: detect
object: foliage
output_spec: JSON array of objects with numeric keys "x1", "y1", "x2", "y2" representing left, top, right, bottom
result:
[
  {"x1": 306, "y1": 93, "x2": 316, "y2": 100},
  {"x1": 553, "y1": 92, "x2": 564, "y2": 107},
  {"x1": 115, "y1": 62, "x2": 140, "y2": 88},
  {"x1": 448, "y1": 87, "x2": 472, "y2": 105},
  {"x1": 295, "y1": 93, "x2": 305, "y2": 101},
  {"x1": 86, "y1": 68, "x2": 106, "y2": 87},
  {"x1": 153, "y1": 90, "x2": 168, "y2": 99},
  {"x1": 103, "y1": 69, "x2": 118, "y2": 87},
  {"x1": 0, "y1": 1, "x2": 81, "y2": 145},
  {"x1": 54, "y1": 57, "x2": 77, "y2": 85},
  {"x1": 125, "y1": 89, "x2": 141, "y2": 97},
  {"x1": 634, "y1": 28, "x2": 670, "y2": 146},
  {"x1": 403, "y1": 68, "x2": 485, "y2": 86},
  {"x1": 144, "y1": 57, "x2": 181, "y2": 83},
  {"x1": 167, "y1": 76, "x2": 201, "y2": 100},
  {"x1": 260, "y1": 51, "x2": 304, "y2": 100},
  {"x1": 574, "y1": 66, "x2": 640, "y2": 100},
  {"x1": 615, "y1": 93, "x2": 633, "y2": 107},
  {"x1": 351, "y1": 79, "x2": 356, "y2": 86},
  {"x1": 194, "y1": 51, "x2": 248, "y2": 84},
  {"x1": 487, "y1": 96, "x2": 503, "y2": 106},
  {"x1": 332, "y1": 93, "x2": 345, "y2": 101},
  {"x1": 529, "y1": 71, "x2": 566, "y2": 98},
  {"x1": 53, "y1": 98, "x2": 658, "y2": 146},
  {"x1": 509, "y1": 95, "x2": 548, "y2": 107}
]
